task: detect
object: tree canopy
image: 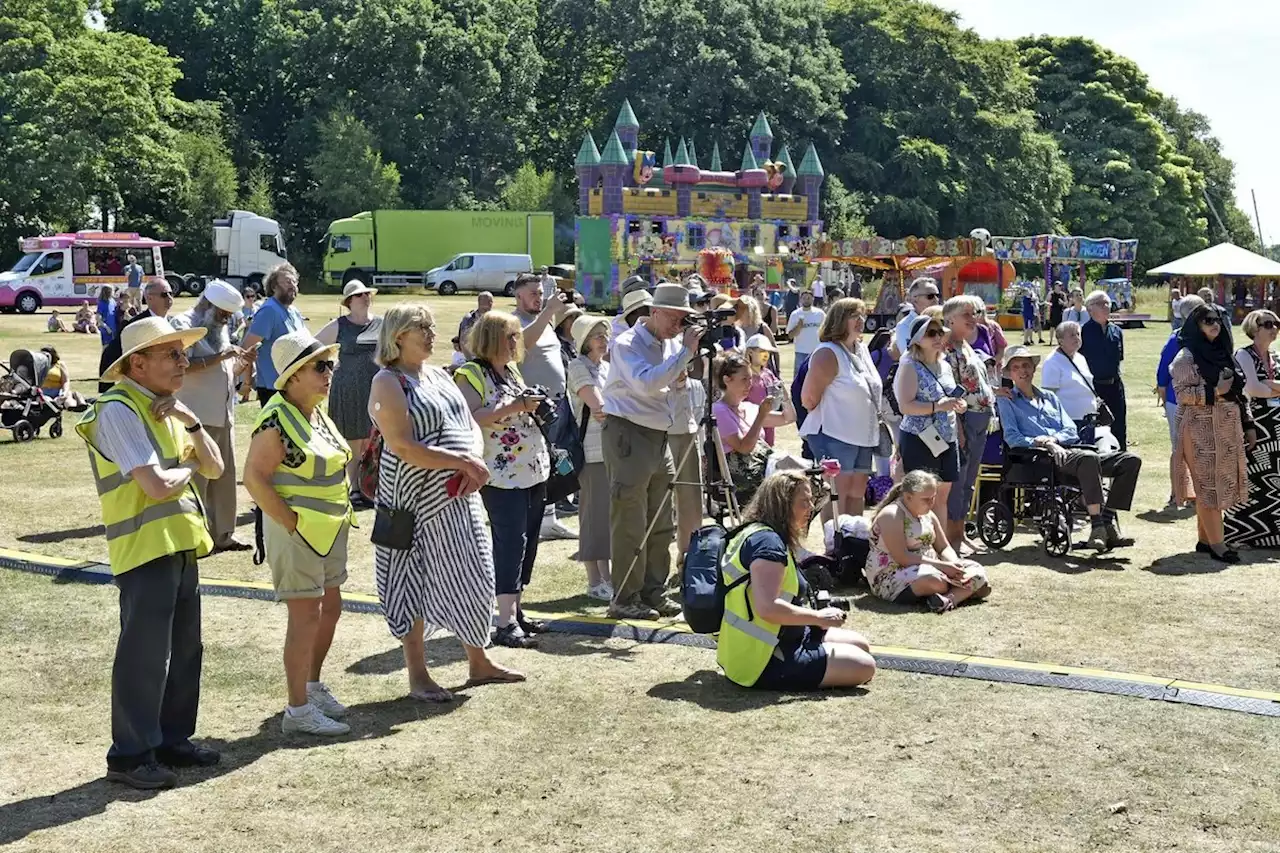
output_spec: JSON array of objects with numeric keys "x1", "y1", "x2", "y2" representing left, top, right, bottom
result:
[{"x1": 0, "y1": 0, "x2": 1257, "y2": 278}]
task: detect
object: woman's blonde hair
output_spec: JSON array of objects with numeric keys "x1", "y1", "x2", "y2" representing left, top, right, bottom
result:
[
  {"x1": 908, "y1": 310, "x2": 946, "y2": 360},
  {"x1": 941, "y1": 294, "x2": 983, "y2": 322},
  {"x1": 1243, "y1": 309, "x2": 1280, "y2": 340},
  {"x1": 742, "y1": 471, "x2": 810, "y2": 551},
  {"x1": 734, "y1": 295, "x2": 762, "y2": 328},
  {"x1": 375, "y1": 302, "x2": 434, "y2": 367},
  {"x1": 470, "y1": 310, "x2": 524, "y2": 364},
  {"x1": 873, "y1": 469, "x2": 939, "y2": 515},
  {"x1": 819, "y1": 297, "x2": 866, "y2": 343},
  {"x1": 714, "y1": 352, "x2": 751, "y2": 392}
]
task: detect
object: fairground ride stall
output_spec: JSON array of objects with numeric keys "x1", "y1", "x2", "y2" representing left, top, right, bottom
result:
[
  {"x1": 809, "y1": 235, "x2": 983, "y2": 332},
  {"x1": 1146, "y1": 243, "x2": 1280, "y2": 324},
  {"x1": 990, "y1": 234, "x2": 1141, "y2": 330}
]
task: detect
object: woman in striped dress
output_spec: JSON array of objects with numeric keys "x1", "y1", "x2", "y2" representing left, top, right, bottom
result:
[{"x1": 368, "y1": 303, "x2": 524, "y2": 701}]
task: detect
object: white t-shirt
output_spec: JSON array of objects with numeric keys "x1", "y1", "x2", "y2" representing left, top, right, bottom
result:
[
  {"x1": 787, "y1": 307, "x2": 825, "y2": 354},
  {"x1": 811, "y1": 279, "x2": 826, "y2": 299},
  {"x1": 1040, "y1": 349, "x2": 1097, "y2": 421},
  {"x1": 1171, "y1": 297, "x2": 1185, "y2": 320}
]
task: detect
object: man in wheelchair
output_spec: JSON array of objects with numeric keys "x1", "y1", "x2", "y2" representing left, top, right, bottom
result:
[{"x1": 997, "y1": 347, "x2": 1142, "y2": 552}]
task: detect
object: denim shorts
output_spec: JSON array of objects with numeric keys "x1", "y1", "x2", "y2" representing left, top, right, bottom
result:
[
  {"x1": 805, "y1": 430, "x2": 876, "y2": 475},
  {"x1": 752, "y1": 628, "x2": 829, "y2": 691}
]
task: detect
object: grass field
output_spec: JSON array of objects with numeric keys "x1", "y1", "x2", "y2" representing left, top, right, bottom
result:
[{"x1": 2, "y1": 291, "x2": 1278, "y2": 851}]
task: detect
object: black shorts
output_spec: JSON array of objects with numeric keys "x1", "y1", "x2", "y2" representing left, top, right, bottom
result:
[
  {"x1": 899, "y1": 431, "x2": 960, "y2": 482},
  {"x1": 752, "y1": 627, "x2": 829, "y2": 691}
]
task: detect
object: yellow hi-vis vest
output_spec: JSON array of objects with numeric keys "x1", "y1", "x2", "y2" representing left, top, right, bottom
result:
[
  {"x1": 716, "y1": 523, "x2": 800, "y2": 687},
  {"x1": 76, "y1": 382, "x2": 213, "y2": 575},
  {"x1": 253, "y1": 395, "x2": 355, "y2": 555}
]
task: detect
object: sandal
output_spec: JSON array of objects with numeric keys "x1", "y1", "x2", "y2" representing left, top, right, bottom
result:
[
  {"x1": 408, "y1": 686, "x2": 454, "y2": 703},
  {"x1": 493, "y1": 624, "x2": 538, "y2": 649},
  {"x1": 463, "y1": 668, "x2": 527, "y2": 688},
  {"x1": 517, "y1": 610, "x2": 548, "y2": 634},
  {"x1": 926, "y1": 593, "x2": 955, "y2": 614}
]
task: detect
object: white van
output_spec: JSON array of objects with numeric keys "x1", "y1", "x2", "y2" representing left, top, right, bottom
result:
[{"x1": 425, "y1": 253, "x2": 533, "y2": 296}]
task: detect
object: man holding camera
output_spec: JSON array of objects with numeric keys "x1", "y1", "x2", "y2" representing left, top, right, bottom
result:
[
  {"x1": 513, "y1": 273, "x2": 578, "y2": 541},
  {"x1": 602, "y1": 283, "x2": 703, "y2": 619}
]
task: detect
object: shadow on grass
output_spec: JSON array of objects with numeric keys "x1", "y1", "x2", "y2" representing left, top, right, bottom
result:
[
  {"x1": 1135, "y1": 506, "x2": 1197, "y2": 525},
  {"x1": 0, "y1": 694, "x2": 470, "y2": 845},
  {"x1": 648, "y1": 668, "x2": 864, "y2": 710},
  {"x1": 1146, "y1": 550, "x2": 1280, "y2": 575},
  {"x1": 346, "y1": 631, "x2": 638, "y2": 678},
  {"x1": 988, "y1": 543, "x2": 1130, "y2": 575}
]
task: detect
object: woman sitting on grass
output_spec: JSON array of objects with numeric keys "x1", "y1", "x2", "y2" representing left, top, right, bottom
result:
[
  {"x1": 865, "y1": 469, "x2": 990, "y2": 613},
  {"x1": 73, "y1": 301, "x2": 98, "y2": 335},
  {"x1": 716, "y1": 471, "x2": 877, "y2": 691}
]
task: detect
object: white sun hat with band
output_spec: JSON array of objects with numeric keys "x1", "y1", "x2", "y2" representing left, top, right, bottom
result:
[
  {"x1": 100, "y1": 316, "x2": 208, "y2": 381},
  {"x1": 341, "y1": 279, "x2": 377, "y2": 305},
  {"x1": 744, "y1": 332, "x2": 778, "y2": 352},
  {"x1": 271, "y1": 331, "x2": 341, "y2": 390}
]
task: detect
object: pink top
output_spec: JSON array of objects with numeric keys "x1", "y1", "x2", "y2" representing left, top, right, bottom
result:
[
  {"x1": 714, "y1": 399, "x2": 763, "y2": 452},
  {"x1": 745, "y1": 368, "x2": 779, "y2": 446}
]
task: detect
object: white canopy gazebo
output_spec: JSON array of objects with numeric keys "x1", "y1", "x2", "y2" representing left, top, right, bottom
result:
[
  {"x1": 1147, "y1": 243, "x2": 1280, "y2": 277},
  {"x1": 1148, "y1": 243, "x2": 1280, "y2": 320}
]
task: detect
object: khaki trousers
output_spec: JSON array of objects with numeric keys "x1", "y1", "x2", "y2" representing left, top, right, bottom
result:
[
  {"x1": 603, "y1": 416, "x2": 675, "y2": 604},
  {"x1": 194, "y1": 423, "x2": 238, "y2": 548}
]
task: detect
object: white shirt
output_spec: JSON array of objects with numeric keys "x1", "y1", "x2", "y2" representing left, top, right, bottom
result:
[
  {"x1": 1040, "y1": 349, "x2": 1097, "y2": 421},
  {"x1": 811, "y1": 279, "x2": 826, "y2": 299},
  {"x1": 799, "y1": 341, "x2": 882, "y2": 447},
  {"x1": 787, "y1": 307, "x2": 825, "y2": 354},
  {"x1": 1171, "y1": 297, "x2": 1184, "y2": 320},
  {"x1": 602, "y1": 321, "x2": 693, "y2": 432},
  {"x1": 1063, "y1": 306, "x2": 1087, "y2": 325},
  {"x1": 94, "y1": 379, "x2": 162, "y2": 479},
  {"x1": 171, "y1": 312, "x2": 235, "y2": 428},
  {"x1": 895, "y1": 308, "x2": 919, "y2": 355}
]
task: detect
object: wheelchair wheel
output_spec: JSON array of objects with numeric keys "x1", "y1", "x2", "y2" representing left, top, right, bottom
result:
[
  {"x1": 978, "y1": 499, "x2": 1014, "y2": 549},
  {"x1": 1042, "y1": 504, "x2": 1073, "y2": 557}
]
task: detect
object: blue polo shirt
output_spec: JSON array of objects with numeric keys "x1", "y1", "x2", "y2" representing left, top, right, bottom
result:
[
  {"x1": 1155, "y1": 333, "x2": 1181, "y2": 390},
  {"x1": 996, "y1": 386, "x2": 1079, "y2": 448},
  {"x1": 247, "y1": 296, "x2": 305, "y2": 388},
  {"x1": 1080, "y1": 319, "x2": 1123, "y2": 381}
]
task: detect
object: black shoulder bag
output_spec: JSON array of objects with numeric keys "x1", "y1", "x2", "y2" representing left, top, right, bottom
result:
[{"x1": 371, "y1": 371, "x2": 417, "y2": 550}]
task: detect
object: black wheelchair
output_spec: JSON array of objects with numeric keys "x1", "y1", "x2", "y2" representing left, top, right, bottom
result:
[{"x1": 976, "y1": 442, "x2": 1103, "y2": 557}]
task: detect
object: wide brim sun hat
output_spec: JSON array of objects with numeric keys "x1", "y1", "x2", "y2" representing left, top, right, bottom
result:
[
  {"x1": 272, "y1": 331, "x2": 341, "y2": 390},
  {"x1": 100, "y1": 317, "x2": 208, "y2": 382},
  {"x1": 571, "y1": 314, "x2": 610, "y2": 354}
]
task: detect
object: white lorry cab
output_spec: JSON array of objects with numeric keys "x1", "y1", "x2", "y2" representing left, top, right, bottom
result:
[
  {"x1": 175, "y1": 210, "x2": 287, "y2": 297},
  {"x1": 0, "y1": 232, "x2": 174, "y2": 314},
  {"x1": 425, "y1": 253, "x2": 534, "y2": 296}
]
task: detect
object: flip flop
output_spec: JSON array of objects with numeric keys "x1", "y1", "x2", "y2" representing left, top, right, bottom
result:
[
  {"x1": 462, "y1": 670, "x2": 527, "y2": 689},
  {"x1": 408, "y1": 687, "x2": 454, "y2": 703}
]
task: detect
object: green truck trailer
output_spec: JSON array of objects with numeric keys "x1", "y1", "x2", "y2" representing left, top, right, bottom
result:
[{"x1": 322, "y1": 210, "x2": 555, "y2": 289}]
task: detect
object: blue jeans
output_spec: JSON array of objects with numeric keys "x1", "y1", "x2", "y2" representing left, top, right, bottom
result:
[{"x1": 481, "y1": 481, "x2": 547, "y2": 595}]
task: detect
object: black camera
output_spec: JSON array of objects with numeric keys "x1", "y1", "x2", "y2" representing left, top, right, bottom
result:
[
  {"x1": 681, "y1": 307, "x2": 737, "y2": 329},
  {"x1": 520, "y1": 386, "x2": 555, "y2": 428},
  {"x1": 813, "y1": 589, "x2": 853, "y2": 612}
]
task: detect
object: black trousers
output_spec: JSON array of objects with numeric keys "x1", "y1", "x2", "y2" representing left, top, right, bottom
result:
[
  {"x1": 1095, "y1": 379, "x2": 1128, "y2": 450},
  {"x1": 1051, "y1": 447, "x2": 1141, "y2": 515},
  {"x1": 108, "y1": 550, "x2": 203, "y2": 770}
]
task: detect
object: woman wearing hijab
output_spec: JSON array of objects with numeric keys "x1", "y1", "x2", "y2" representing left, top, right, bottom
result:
[{"x1": 1170, "y1": 303, "x2": 1254, "y2": 563}]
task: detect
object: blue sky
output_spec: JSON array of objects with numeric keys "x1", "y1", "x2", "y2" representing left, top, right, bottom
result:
[{"x1": 942, "y1": 0, "x2": 1278, "y2": 248}]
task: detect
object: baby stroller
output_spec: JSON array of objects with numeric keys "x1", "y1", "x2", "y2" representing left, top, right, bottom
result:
[{"x1": 0, "y1": 349, "x2": 75, "y2": 441}]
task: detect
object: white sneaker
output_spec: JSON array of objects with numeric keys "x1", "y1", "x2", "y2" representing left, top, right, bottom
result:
[
  {"x1": 306, "y1": 682, "x2": 347, "y2": 719},
  {"x1": 540, "y1": 518, "x2": 578, "y2": 541},
  {"x1": 281, "y1": 704, "x2": 350, "y2": 736},
  {"x1": 587, "y1": 583, "x2": 614, "y2": 602}
]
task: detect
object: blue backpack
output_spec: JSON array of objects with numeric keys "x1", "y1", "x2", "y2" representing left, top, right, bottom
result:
[{"x1": 681, "y1": 522, "x2": 753, "y2": 633}]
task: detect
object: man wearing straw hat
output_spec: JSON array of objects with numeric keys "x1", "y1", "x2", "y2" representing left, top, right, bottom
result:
[
  {"x1": 601, "y1": 283, "x2": 703, "y2": 619},
  {"x1": 77, "y1": 316, "x2": 225, "y2": 789},
  {"x1": 171, "y1": 279, "x2": 255, "y2": 553}
]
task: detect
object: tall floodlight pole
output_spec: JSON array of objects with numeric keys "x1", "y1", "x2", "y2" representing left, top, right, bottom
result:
[{"x1": 1252, "y1": 189, "x2": 1266, "y2": 248}]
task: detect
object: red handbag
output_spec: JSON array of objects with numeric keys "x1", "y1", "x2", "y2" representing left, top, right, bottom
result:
[{"x1": 357, "y1": 371, "x2": 411, "y2": 501}]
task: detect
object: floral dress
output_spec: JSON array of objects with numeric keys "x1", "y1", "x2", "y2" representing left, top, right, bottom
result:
[
  {"x1": 864, "y1": 501, "x2": 988, "y2": 602},
  {"x1": 463, "y1": 363, "x2": 550, "y2": 490}
]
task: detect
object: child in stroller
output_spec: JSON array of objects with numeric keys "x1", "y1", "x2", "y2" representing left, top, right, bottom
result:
[{"x1": 0, "y1": 348, "x2": 89, "y2": 441}]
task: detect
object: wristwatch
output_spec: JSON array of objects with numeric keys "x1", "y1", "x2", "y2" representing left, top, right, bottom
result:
[{"x1": 185, "y1": 421, "x2": 204, "y2": 433}]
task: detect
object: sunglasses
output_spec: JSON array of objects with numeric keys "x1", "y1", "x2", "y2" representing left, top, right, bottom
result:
[
  {"x1": 922, "y1": 293, "x2": 940, "y2": 302},
  {"x1": 925, "y1": 327, "x2": 946, "y2": 338},
  {"x1": 1261, "y1": 321, "x2": 1278, "y2": 330},
  {"x1": 1200, "y1": 317, "x2": 1221, "y2": 327},
  {"x1": 312, "y1": 360, "x2": 336, "y2": 375}
]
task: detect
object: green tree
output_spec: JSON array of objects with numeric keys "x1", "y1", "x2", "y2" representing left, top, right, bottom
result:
[
  {"x1": 499, "y1": 162, "x2": 556, "y2": 211},
  {"x1": 1017, "y1": 36, "x2": 1208, "y2": 268},
  {"x1": 240, "y1": 166, "x2": 275, "y2": 219},
  {"x1": 308, "y1": 110, "x2": 403, "y2": 221},
  {"x1": 824, "y1": 0, "x2": 1070, "y2": 238},
  {"x1": 821, "y1": 175, "x2": 874, "y2": 241}
]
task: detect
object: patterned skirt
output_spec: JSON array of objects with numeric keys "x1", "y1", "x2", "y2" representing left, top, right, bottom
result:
[{"x1": 1225, "y1": 403, "x2": 1280, "y2": 548}]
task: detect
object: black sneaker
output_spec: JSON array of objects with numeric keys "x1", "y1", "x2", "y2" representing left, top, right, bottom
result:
[
  {"x1": 106, "y1": 761, "x2": 178, "y2": 790},
  {"x1": 494, "y1": 624, "x2": 538, "y2": 649},
  {"x1": 157, "y1": 743, "x2": 221, "y2": 768}
]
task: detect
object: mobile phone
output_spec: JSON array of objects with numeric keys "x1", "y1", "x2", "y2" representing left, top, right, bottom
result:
[
  {"x1": 446, "y1": 471, "x2": 466, "y2": 497},
  {"x1": 1001, "y1": 376, "x2": 1014, "y2": 389}
]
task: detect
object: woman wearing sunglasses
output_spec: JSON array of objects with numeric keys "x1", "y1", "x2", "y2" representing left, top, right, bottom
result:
[
  {"x1": 1170, "y1": 304, "x2": 1253, "y2": 563},
  {"x1": 244, "y1": 331, "x2": 357, "y2": 736},
  {"x1": 1224, "y1": 310, "x2": 1280, "y2": 549},
  {"x1": 894, "y1": 309, "x2": 966, "y2": 536}
]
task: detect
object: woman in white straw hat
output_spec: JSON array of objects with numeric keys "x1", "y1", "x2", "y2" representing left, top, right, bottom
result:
[
  {"x1": 567, "y1": 313, "x2": 613, "y2": 601},
  {"x1": 77, "y1": 316, "x2": 224, "y2": 789},
  {"x1": 317, "y1": 280, "x2": 381, "y2": 507},
  {"x1": 610, "y1": 288, "x2": 653, "y2": 347},
  {"x1": 243, "y1": 330, "x2": 356, "y2": 737}
]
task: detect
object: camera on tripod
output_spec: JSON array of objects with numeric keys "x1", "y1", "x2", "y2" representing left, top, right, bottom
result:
[
  {"x1": 520, "y1": 386, "x2": 555, "y2": 429},
  {"x1": 680, "y1": 307, "x2": 737, "y2": 330}
]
